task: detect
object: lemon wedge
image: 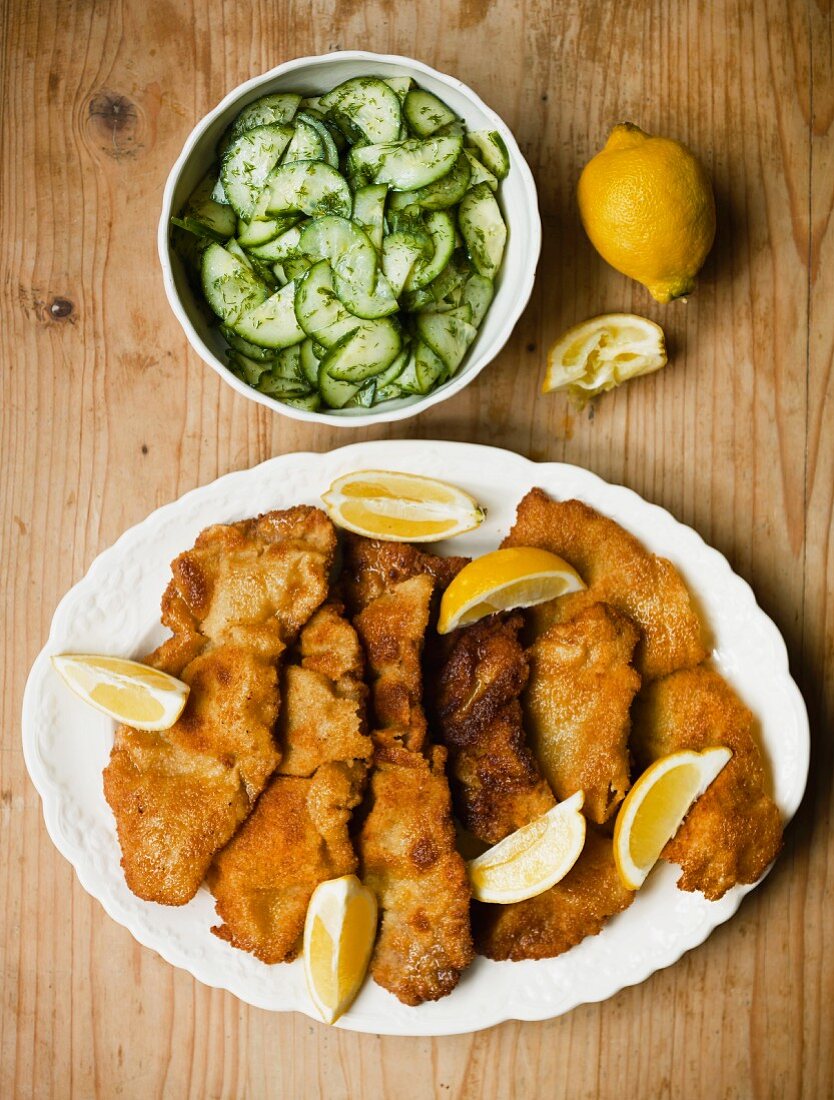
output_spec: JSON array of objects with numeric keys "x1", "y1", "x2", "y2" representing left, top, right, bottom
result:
[
  {"x1": 303, "y1": 874, "x2": 378, "y2": 1025},
  {"x1": 613, "y1": 747, "x2": 732, "y2": 890},
  {"x1": 467, "y1": 791, "x2": 587, "y2": 904},
  {"x1": 543, "y1": 313, "x2": 667, "y2": 406},
  {"x1": 51, "y1": 654, "x2": 189, "y2": 730},
  {"x1": 437, "y1": 547, "x2": 585, "y2": 634},
  {"x1": 321, "y1": 469, "x2": 485, "y2": 542}
]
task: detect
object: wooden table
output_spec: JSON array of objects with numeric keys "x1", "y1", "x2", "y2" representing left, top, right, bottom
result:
[{"x1": 3, "y1": 1, "x2": 831, "y2": 1096}]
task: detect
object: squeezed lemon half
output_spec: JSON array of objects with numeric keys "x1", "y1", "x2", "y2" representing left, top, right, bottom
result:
[{"x1": 543, "y1": 313, "x2": 667, "y2": 407}]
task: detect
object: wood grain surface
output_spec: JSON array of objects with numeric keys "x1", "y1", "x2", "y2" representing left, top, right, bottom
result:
[{"x1": 2, "y1": 0, "x2": 832, "y2": 1096}]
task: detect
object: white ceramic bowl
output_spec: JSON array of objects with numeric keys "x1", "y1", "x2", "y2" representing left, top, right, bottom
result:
[{"x1": 158, "y1": 51, "x2": 542, "y2": 427}]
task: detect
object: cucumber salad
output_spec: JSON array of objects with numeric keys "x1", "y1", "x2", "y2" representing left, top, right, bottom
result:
[{"x1": 170, "y1": 76, "x2": 510, "y2": 412}]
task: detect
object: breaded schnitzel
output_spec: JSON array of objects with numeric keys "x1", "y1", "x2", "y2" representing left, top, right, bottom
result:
[
  {"x1": 353, "y1": 574, "x2": 435, "y2": 753},
  {"x1": 433, "y1": 605, "x2": 634, "y2": 961},
  {"x1": 341, "y1": 534, "x2": 467, "y2": 611},
  {"x1": 360, "y1": 743, "x2": 474, "y2": 1006},
  {"x1": 209, "y1": 604, "x2": 372, "y2": 962},
  {"x1": 631, "y1": 664, "x2": 783, "y2": 900},
  {"x1": 346, "y1": 537, "x2": 474, "y2": 1004},
  {"x1": 503, "y1": 489, "x2": 706, "y2": 680},
  {"x1": 524, "y1": 604, "x2": 641, "y2": 824},
  {"x1": 435, "y1": 614, "x2": 555, "y2": 843},
  {"x1": 473, "y1": 829, "x2": 634, "y2": 961},
  {"x1": 103, "y1": 507, "x2": 336, "y2": 906}
]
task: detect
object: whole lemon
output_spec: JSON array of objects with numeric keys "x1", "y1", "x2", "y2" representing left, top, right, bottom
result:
[{"x1": 577, "y1": 123, "x2": 716, "y2": 303}]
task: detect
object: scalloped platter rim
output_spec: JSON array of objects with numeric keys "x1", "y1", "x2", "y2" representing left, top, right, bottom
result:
[{"x1": 22, "y1": 440, "x2": 809, "y2": 1036}]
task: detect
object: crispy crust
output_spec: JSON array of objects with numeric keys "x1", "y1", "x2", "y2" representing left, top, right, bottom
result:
[
  {"x1": 504, "y1": 488, "x2": 706, "y2": 681},
  {"x1": 524, "y1": 604, "x2": 641, "y2": 824},
  {"x1": 473, "y1": 829, "x2": 634, "y2": 961},
  {"x1": 103, "y1": 507, "x2": 336, "y2": 906},
  {"x1": 209, "y1": 603, "x2": 372, "y2": 961},
  {"x1": 359, "y1": 745, "x2": 474, "y2": 1005},
  {"x1": 435, "y1": 614, "x2": 556, "y2": 843},
  {"x1": 631, "y1": 664, "x2": 783, "y2": 900}
]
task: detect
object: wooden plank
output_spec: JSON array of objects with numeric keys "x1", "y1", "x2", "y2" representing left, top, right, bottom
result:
[{"x1": 1, "y1": 0, "x2": 830, "y2": 1097}]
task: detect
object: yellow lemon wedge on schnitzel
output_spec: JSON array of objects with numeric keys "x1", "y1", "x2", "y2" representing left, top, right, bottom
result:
[
  {"x1": 51, "y1": 654, "x2": 189, "y2": 730},
  {"x1": 613, "y1": 747, "x2": 732, "y2": 890},
  {"x1": 467, "y1": 792, "x2": 587, "y2": 904},
  {"x1": 437, "y1": 547, "x2": 586, "y2": 634},
  {"x1": 304, "y1": 874, "x2": 378, "y2": 1025},
  {"x1": 322, "y1": 469, "x2": 485, "y2": 542}
]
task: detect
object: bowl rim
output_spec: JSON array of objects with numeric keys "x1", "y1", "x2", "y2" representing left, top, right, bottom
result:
[{"x1": 157, "y1": 49, "x2": 542, "y2": 427}]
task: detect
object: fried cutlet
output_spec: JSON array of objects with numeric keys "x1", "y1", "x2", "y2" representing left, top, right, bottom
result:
[
  {"x1": 433, "y1": 605, "x2": 634, "y2": 960},
  {"x1": 353, "y1": 574, "x2": 435, "y2": 753},
  {"x1": 435, "y1": 614, "x2": 555, "y2": 843},
  {"x1": 524, "y1": 604, "x2": 641, "y2": 824},
  {"x1": 630, "y1": 664, "x2": 783, "y2": 900},
  {"x1": 341, "y1": 534, "x2": 468, "y2": 611},
  {"x1": 209, "y1": 603, "x2": 372, "y2": 962},
  {"x1": 103, "y1": 507, "x2": 336, "y2": 906},
  {"x1": 473, "y1": 829, "x2": 634, "y2": 961},
  {"x1": 359, "y1": 743, "x2": 474, "y2": 1006},
  {"x1": 346, "y1": 537, "x2": 474, "y2": 1004},
  {"x1": 503, "y1": 488, "x2": 706, "y2": 681}
]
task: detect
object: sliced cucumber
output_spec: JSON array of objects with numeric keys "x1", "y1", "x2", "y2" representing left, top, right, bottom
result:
[
  {"x1": 465, "y1": 130, "x2": 510, "y2": 179},
  {"x1": 461, "y1": 273, "x2": 494, "y2": 327},
  {"x1": 270, "y1": 344, "x2": 307, "y2": 384},
  {"x1": 321, "y1": 77, "x2": 402, "y2": 144},
  {"x1": 414, "y1": 339, "x2": 447, "y2": 391},
  {"x1": 220, "y1": 325, "x2": 278, "y2": 362},
  {"x1": 228, "y1": 350, "x2": 272, "y2": 387},
  {"x1": 345, "y1": 378, "x2": 377, "y2": 407},
  {"x1": 299, "y1": 337, "x2": 322, "y2": 387},
  {"x1": 201, "y1": 243, "x2": 268, "y2": 324},
  {"x1": 318, "y1": 361, "x2": 363, "y2": 409},
  {"x1": 264, "y1": 161, "x2": 352, "y2": 218},
  {"x1": 182, "y1": 172, "x2": 237, "y2": 239},
  {"x1": 248, "y1": 221, "x2": 305, "y2": 261},
  {"x1": 282, "y1": 255, "x2": 313, "y2": 281},
  {"x1": 416, "y1": 307, "x2": 478, "y2": 373},
  {"x1": 221, "y1": 125, "x2": 293, "y2": 220},
  {"x1": 294, "y1": 260, "x2": 362, "y2": 348},
  {"x1": 324, "y1": 318, "x2": 401, "y2": 382},
  {"x1": 282, "y1": 116, "x2": 326, "y2": 164},
  {"x1": 211, "y1": 176, "x2": 230, "y2": 205},
  {"x1": 383, "y1": 76, "x2": 413, "y2": 103},
  {"x1": 181, "y1": 74, "x2": 510, "y2": 413},
  {"x1": 405, "y1": 210, "x2": 456, "y2": 290},
  {"x1": 376, "y1": 342, "x2": 410, "y2": 386},
  {"x1": 352, "y1": 183, "x2": 388, "y2": 250},
  {"x1": 231, "y1": 93, "x2": 302, "y2": 138},
  {"x1": 297, "y1": 113, "x2": 340, "y2": 167},
  {"x1": 350, "y1": 135, "x2": 463, "y2": 191},
  {"x1": 458, "y1": 183, "x2": 507, "y2": 278},
  {"x1": 298, "y1": 216, "x2": 397, "y2": 319},
  {"x1": 399, "y1": 151, "x2": 471, "y2": 210},
  {"x1": 233, "y1": 279, "x2": 306, "y2": 348},
  {"x1": 403, "y1": 89, "x2": 457, "y2": 137},
  {"x1": 236, "y1": 214, "x2": 295, "y2": 248},
  {"x1": 283, "y1": 391, "x2": 322, "y2": 411},
  {"x1": 382, "y1": 231, "x2": 429, "y2": 296},
  {"x1": 395, "y1": 353, "x2": 425, "y2": 394},
  {"x1": 464, "y1": 150, "x2": 498, "y2": 192}
]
